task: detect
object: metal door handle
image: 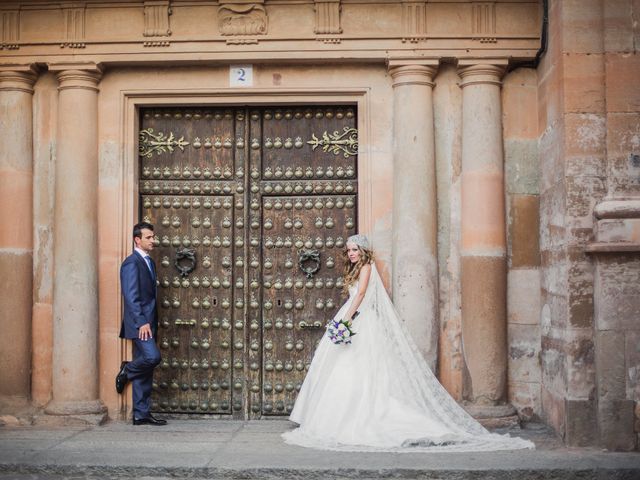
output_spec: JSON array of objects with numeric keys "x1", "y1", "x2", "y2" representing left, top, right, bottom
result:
[
  {"x1": 299, "y1": 320, "x2": 323, "y2": 329},
  {"x1": 174, "y1": 318, "x2": 196, "y2": 326}
]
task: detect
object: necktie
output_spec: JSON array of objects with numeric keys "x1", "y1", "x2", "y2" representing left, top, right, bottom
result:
[{"x1": 145, "y1": 256, "x2": 156, "y2": 279}]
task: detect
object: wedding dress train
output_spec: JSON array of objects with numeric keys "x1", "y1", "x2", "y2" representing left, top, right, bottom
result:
[{"x1": 282, "y1": 264, "x2": 535, "y2": 452}]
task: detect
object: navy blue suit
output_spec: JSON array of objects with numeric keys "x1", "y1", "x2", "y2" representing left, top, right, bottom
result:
[{"x1": 120, "y1": 251, "x2": 161, "y2": 420}]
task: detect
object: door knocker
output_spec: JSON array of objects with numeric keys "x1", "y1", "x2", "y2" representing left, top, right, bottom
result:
[
  {"x1": 298, "y1": 249, "x2": 321, "y2": 279},
  {"x1": 175, "y1": 247, "x2": 197, "y2": 278}
]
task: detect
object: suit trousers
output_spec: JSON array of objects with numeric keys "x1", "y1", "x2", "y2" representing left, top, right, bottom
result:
[{"x1": 127, "y1": 337, "x2": 161, "y2": 419}]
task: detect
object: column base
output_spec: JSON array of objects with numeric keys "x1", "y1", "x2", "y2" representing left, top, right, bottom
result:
[
  {"x1": 42, "y1": 399, "x2": 108, "y2": 426},
  {"x1": 464, "y1": 404, "x2": 521, "y2": 429}
]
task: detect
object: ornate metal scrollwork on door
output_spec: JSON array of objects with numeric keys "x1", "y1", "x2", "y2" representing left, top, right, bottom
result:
[
  {"x1": 298, "y1": 249, "x2": 321, "y2": 279},
  {"x1": 307, "y1": 126, "x2": 358, "y2": 158},
  {"x1": 174, "y1": 247, "x2": 197, "y2": 277},
  {"x1": 139, "y1": 128, "x2": 190, "y2": 158}
]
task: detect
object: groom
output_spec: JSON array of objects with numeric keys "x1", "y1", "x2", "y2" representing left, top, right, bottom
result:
[{"x1": 115, "y1": 222, "x2": 166, "y2": 426}]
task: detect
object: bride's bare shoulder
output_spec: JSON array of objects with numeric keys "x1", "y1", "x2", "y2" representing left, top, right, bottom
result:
[{"x1": 359, "y1": 262, "x2": 372, "y2": 278}]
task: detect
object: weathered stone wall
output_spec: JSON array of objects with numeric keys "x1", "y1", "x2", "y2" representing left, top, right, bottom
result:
[
  {"x1": 539, "y1": 0, "x2": 640, "y2": 450},
  {"x1": 503, "y1": 68, "x2": 542, "y2": 421}
]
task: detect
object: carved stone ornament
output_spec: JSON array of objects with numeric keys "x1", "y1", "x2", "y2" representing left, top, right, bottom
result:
[
  {"x1": 144, "y1": 1, "x2": 172, "y2": 37},
  {"x1": 1, "y1": 9, "x2": 20, "y2": 50},
  {"x1": 218, "y1": 1, "x2": 268, "y2": 36},
  {"x1": 61, "y1": 3, "x2": 86, "y2": 49}
]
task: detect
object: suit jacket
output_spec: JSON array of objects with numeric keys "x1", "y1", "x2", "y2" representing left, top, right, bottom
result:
[{"x1": 120, "y1": 251, "x2": 158, "y2": 339}]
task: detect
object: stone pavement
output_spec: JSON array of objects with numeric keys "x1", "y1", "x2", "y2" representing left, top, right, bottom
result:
[{"x1": 0, "y1": 419, "x2": 639, "y2": 479}]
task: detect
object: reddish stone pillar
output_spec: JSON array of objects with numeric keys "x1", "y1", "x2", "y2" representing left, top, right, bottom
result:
[
  {"x1": 45, "y1": 64, "x2": 107, "y2": 423},
  {"x1": 458, "y1": 62, "x2": 514, "y2": 419},
  {"x1": 0, "y1": 66, "x2": 37, "y2": 408},
  {"x1": 388, "y1": 62, "x2": 439, "y2": 369}
]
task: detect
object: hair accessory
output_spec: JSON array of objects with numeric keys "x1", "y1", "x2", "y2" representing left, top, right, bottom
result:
[{"x1": 346, "y1": 234, "x2": 369, "y2": 249}]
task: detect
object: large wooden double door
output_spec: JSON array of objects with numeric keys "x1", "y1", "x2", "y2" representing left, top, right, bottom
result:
[{"x1": 138, "y1": 105, "x2": 358, "y2": 418}]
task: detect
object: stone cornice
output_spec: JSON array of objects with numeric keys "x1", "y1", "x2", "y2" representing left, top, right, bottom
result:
[
  {"x1": 0, "y1": 64, "x2": 38, "y2": 93},
  {"x1": 0, "y1": 1, "x2": 542, "y2": 65}
]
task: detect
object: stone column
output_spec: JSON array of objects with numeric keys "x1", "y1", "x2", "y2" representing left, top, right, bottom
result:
[
  {"x1": 458, "y1": 62, "x2": 512, "y2": 416},
  {"x1": 388, "y1": 62, "x2": 439, "y2": 369},
  {"x1": 0, "y1": 66, "x2": 37, "y2": 407},
  {"x1": 45, "y1": 64, "x2": 106, "y2": 423}
]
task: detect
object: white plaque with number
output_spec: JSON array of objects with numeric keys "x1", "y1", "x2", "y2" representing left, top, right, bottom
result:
[{"x1": 230, "y1": 65, "x2": 253, "y2": 87}]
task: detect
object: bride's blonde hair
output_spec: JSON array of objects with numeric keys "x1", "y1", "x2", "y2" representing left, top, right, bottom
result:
[{"x1": 342, "y1": 244, "x2": 374, "y2": 295}]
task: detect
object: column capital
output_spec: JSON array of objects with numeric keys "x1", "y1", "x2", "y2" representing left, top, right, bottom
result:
[
  {"x1": 0, "y1": 65, "x2": 38, "y2": 94},
  {"x1": 458, "y1": 61, "x2": 507, "y2": 88},
  {"x1": 388, "y1": 61, "x2": 438, "y2": 88},
  {"x1": 49, "y1": 63, "x2": 103, "y2": 92}
]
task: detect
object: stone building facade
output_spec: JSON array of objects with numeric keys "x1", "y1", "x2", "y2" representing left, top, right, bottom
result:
[{"x1": 0, "y1": 0, "x2": 637, "y2": 451}]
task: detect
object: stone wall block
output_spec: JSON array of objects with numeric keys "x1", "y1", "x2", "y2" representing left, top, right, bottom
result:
[
  {"x1": 565, "y1": 398, "x2": 598, "y2": 446},
  {"x1": 509, "y1": 194, "x2": 541, "y2": 268},
  {"x1": 539, "y1": 122, "x2": 565, "y2": 194},
  {"x1": 502, "y1": 68, "x2": 538, "y2": 140},
  {"x1": 599, "y1": 399, "x2": 637, "y2": 451},
  {"x1": 565, "y1": 173, "x2": 606, "y2": 220},
  {"x1": 606, "y1": 53, "x2": 640, "y2": 112},
  {"x1": 594, "y1": 255, "x2": 640, "y2": 332},
  {"x1": 508, "y1": 269, "x2": 541, "y2": 325},
  {"x1": 541, "y1": 336, "x2": 567, "y2": 395},
  {"x1": 566, "y1": 155, "x2": 607, "y2": 178},
  {"x1": 541, "y1": 386, "x2": 566, "y2": 437},
  {"x1": 567, "y1": 249, "x2": 594, "y2": 329},
  {"x1": 606, "y1": 113, "x2": 640, "y2": 197},
  {"x1": 604, "y1": 0, "x2": 635, "y2": 52},
  {"x1": 540, "y1": 249, "x2": 568, "y2": 298},
  {"x1": 508, "y1": 323, "x2": 541, "y2": 383},
  {"x1": 566, "y1": 334, "x2": 596, "y2": 399},
  {"x1": 509, "y1": 381, "x2": 541, "y2": 420},
  {"x1": 562, "y1": 53, "x2": 605, "y2": 113},
  {"x1": 538, "y1": 70, "x2": 564, "y2": 138},
  {"x1": 597, "y1": 330, "x2": 627, "y2": 402},
  {"x1": 539, "y1": 182, "x2": 566, "y2": 250},
  {"x1": 609, "y1": 156, "x2": 640, "y2": 197},
  {"x1": 560, "y1": 0, "x2": 604, "y2": 54},
  {"x1": 565, "y1": 113, "x2": 606, "y2": 157},
  {"x1": 505, "y1": 139, "x2": 539, "y2": 195},
  {"x1": 625, "y1": 332, "x2": 640, "y2": 402},
  {"x1": 596, "y1": 218, "x2": 640, "y2": 243}
]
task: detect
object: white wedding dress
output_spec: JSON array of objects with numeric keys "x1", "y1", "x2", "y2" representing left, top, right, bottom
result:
[{"x1": 282, "y1": 263, "x2": 535, "y2": 452}]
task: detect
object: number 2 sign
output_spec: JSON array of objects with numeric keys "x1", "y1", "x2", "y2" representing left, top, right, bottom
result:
[{"x1": 230, "y1": 65, "x2": 253, "y2": 87}]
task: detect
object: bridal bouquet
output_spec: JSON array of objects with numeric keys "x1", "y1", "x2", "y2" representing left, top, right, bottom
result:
[{"x1": 327, "y1": 318, "x2": 356, "y2": 345}]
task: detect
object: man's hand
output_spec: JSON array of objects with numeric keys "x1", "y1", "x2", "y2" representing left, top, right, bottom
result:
[{"x1": 139, "y1": 323, "x2": 153, "y2": 341}]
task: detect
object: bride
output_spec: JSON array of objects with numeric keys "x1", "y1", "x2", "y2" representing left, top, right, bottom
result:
[{"x1": 282, "y1": 234, "x2": 534, "y2": 452}]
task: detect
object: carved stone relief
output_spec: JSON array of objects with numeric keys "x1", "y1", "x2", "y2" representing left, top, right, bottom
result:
[
  {"x1": 0, "y1": 9, "x2": 20, "y2": 50},
  {"x1": 218, "y1": 0, "x2": 268, "y2": 37},
  {"x1": 144, "y1": 1, "x2": 172, "y2": 37},
  {"x1": 402, "y1": 1, "x2": 427, "y2": 43},
  {"x1": 61, "y1": 2, "x2": 86, "y2": 48},
  {"x1": 472, "y1": 1, "x2": 497, "y2": 43},
  {"x1": 314, "y1": 0, "x2": 341, "y2": 35}
]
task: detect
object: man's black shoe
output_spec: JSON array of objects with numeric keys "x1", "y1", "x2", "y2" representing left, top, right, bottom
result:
[
  {"x1": 133, "y1": 415, "x2": 167, "y2": 426},
  {"x1": 115, "y1": 361, "x2": 129, "y2": 394}
]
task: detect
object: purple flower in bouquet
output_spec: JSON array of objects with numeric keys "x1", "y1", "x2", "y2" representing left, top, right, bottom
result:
[{"x1": 327, "y1": 318, "x2": 356, "y2": 345}]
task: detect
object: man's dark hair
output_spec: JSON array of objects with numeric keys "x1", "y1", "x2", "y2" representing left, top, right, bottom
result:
[{"x1": 133, "y1": 222, "x2": 154, "y2": 239}]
